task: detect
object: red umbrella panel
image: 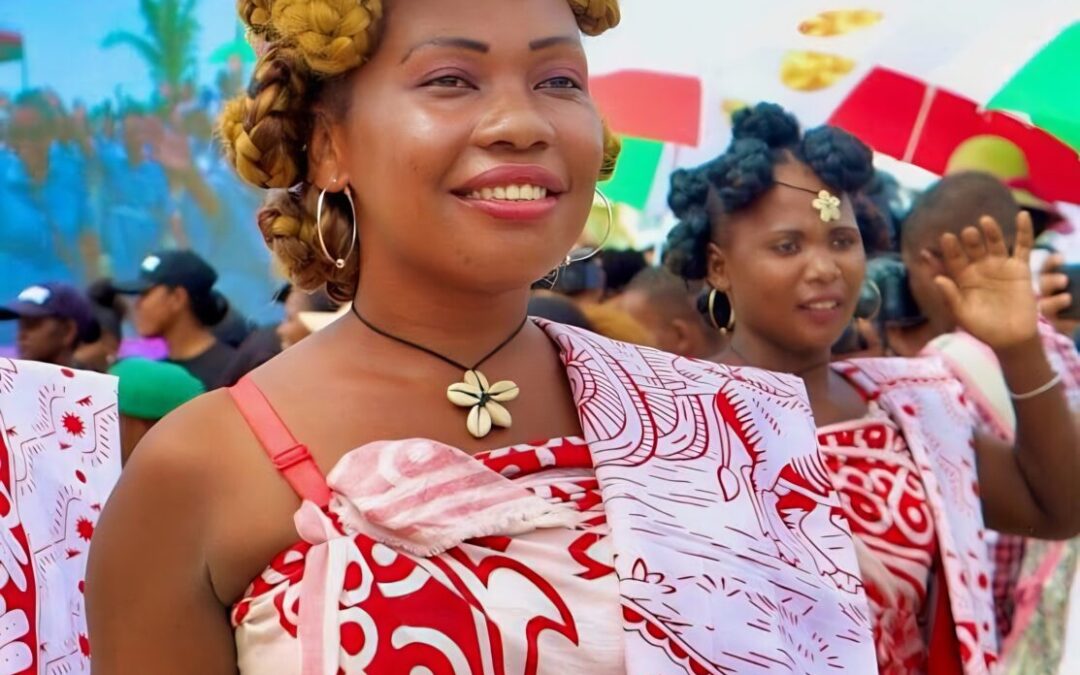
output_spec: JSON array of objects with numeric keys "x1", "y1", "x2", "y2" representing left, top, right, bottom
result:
[
  {"x1": 829, "y1": 67, "x2": 1080, "y2": 205},
  {"x1": 590, "y1": 70, "x2": 703, "y2": 147}
]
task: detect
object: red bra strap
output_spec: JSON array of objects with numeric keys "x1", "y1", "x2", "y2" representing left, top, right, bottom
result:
[{"x1": 228, "y1": 377, "x2": 332, "y2": 508}]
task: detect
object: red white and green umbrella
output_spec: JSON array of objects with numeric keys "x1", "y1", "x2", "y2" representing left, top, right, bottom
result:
[{"x1": 592, "y1": 70, "x2": 702, "y2": 211}]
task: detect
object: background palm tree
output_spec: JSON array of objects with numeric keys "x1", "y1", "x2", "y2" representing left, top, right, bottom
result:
[{"x1": 102, "y1": 0, "x2": 200, "y2": 102}]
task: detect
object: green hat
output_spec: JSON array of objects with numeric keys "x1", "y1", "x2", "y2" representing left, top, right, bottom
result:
[
  {"x1": 109, "y1": 358, "x2": 205, "y2": 420},
  {"x1": 945, "y1": 135, "x2": 1055, "y2": 212}
]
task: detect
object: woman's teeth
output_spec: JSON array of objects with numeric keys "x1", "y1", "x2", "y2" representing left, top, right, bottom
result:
[
  {"x1": 467, "y1": 185, "x2": 549, "y2": 201},
  {"x1": 805, "y1": 301, "x2": 840, "y2": 310}
]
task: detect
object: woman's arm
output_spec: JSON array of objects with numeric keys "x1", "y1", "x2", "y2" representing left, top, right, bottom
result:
[
  {"x1": 932, "y1": 212, "x2": 1080, "y2": 539},
  {"x1": 87, "y1": 403, "x2": 237, "y2": 674},
  {"x1": 975, "y1": 337, "x2": 1080, "y2": 538}
]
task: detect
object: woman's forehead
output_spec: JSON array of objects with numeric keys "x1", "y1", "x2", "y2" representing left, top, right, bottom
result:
[{"x1": 379, "y1": 0, "x2": 582, "y2": 52}]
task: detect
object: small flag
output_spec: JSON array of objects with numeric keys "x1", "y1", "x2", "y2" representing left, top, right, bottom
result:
[{"x1": 0, "y1": 31, "x2": 23, "y2": 63}]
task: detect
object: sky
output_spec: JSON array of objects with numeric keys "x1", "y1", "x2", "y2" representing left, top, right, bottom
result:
[{"x1": 0, "y1": 0, "x2": 240, "y2": 105}]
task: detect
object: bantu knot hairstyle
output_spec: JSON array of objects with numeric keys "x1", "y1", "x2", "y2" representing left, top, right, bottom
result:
[
  {"x1": 663, "y1": 102, "x2": 875, "y2": 280},
  {"x1": 221, "y1": 0, "x2": 623, "y2": 301}
]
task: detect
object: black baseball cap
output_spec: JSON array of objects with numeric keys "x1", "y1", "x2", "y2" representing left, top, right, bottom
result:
[
  {"x1": 113, "y1": 250, "x2": 218, "y2": 296},
  {"x1": 0, "y1": 282, "x2": 101, "y2": 343}
]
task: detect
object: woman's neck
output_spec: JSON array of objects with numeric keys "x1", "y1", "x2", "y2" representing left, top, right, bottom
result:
[
  {"x1": 164, "y1": 318, "x2": 217, "y2": 361},
  {"x1": 351, "y1": 258, "x2": 534, "y2": 365},
  {"x1": 724, "y1": 330, "x2": 834, "y2": 386}
]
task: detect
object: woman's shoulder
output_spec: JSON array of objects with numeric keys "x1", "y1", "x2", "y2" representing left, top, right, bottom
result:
[
  {"x1": 126, "y1": 388, "x2": 254, "y2": 495},
  {"x1": 834, "y1": 353, "x2": 954, "y2": 382}
]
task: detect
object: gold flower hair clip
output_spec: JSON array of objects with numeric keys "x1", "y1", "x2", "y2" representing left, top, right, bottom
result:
[
  {"x1": 812, "y1": 190, "x2": 842, "y2": 222},
  {"x1": 775, "y1": 181, "x2": 843, "y2": 222}
]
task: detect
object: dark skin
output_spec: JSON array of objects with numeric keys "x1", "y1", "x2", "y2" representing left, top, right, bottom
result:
[
  {"x1": 87, "y1": 0, "x2": 604, "y2": 672},
  {"x1": 16, "y1": 315, "x2": 78, "y2": 366},
  {"x1": 131, "y1": 285, "x2": 219, "y2": 361},
  {"x1": 613, "y1": 287, "x2": 722, "y2": 359},
  {"x1": 708, "y1": 158, "x2": 1080, "y2": 548}
]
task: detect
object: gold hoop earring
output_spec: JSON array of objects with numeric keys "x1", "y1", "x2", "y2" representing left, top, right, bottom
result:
[
  {"x1": 564, "y1": 188, "x2": 614, "y2": 266},
  {"x1": 316, "y1": 185, "x2": 358, "y2": 269},
  {"x1": 707, "y1": 288, "x2": 735, "y2": 333}
]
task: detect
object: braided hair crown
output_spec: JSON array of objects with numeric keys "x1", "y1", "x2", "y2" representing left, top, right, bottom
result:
[
  {"x1": 663, "y1": 102, "x2": 874, "y2": 280},
  {"x1": 221, "y1": 0, "x2": 622, "y2": 300}
]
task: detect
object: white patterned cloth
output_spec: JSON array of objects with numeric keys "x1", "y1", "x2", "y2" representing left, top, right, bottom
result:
[{"x1": 0, "y1": 360, "x2": 121, "y2": 675}]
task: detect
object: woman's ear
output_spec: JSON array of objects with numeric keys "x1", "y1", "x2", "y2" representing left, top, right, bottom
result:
[
  {"x1": 706, "y1": 241, "x2": 731, "y2": 292},
  {"x1": 308, "y1": 111, "x2": 349, "y2": 191}
]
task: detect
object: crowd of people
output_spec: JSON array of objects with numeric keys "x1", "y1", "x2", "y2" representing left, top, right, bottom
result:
[
  {"x1": 0, "y1": 76, "x2": 277, "y2": 346},
  {"x1": 0, "y1": 0, "x2": 1076, "y2": 673}
]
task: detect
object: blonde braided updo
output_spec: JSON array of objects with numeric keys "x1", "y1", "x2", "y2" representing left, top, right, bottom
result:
[{"x1": 222, "y1": 0, "x2": 621, "y2": 301}]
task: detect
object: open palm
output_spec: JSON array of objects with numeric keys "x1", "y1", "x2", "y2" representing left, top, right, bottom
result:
[{"x1": 935, "y1": 212, "x2": 1039, "y2": 351}]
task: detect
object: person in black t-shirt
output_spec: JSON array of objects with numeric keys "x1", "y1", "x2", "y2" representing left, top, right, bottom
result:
[{"x1": 113, "y1": 250, "x2": 237, "y2": 390}]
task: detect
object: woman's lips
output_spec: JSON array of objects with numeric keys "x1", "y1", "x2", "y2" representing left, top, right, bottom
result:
[
  {"x1": 797, "y1": 298, "x2": 846, "y2": 324},
  {"x1": 453, "y1": 194, "x2": 559, "y2": 220}
]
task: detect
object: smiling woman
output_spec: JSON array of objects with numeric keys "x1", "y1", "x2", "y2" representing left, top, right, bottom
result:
[
  {"x1": 87, "y1": 4, "x2": 880, "y2": 674},
  {"x1": 665, "y1": 102, "x2": 1080, "y2": 674}
]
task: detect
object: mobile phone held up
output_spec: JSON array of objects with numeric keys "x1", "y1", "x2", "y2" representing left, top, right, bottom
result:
[{"x1": 1060, "y1": 263, "x2": 1080, "y2": 320}]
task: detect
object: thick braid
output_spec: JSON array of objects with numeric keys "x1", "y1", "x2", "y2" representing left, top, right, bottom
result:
[
  {"x1": 599, "y1": 120, "x2": 621, "y2": 181},
  {"x1": 797, "y1": 126, "x2": 874, "y2": 193},
  {"x1": 704, "y1": 138, "x2": 776, "y2": 212},
  {"x1": 567, "y1": 0, "x2": 621, "y2": 35},
  {"x1": 271, "y1": 0, "x2": 383, "y2": 75},
  {"x1": 257, "y1": 186, "x2": 357, "y2": 301},
  {"x1": 662, "y1": 168, "x2": 712, "y2": 279},
  {"x1": 731, "y1": 102, "x2": 799, "y2": 148},
  {"x1": 238, "y1": 0, "x2": 276, "y2": 37},
  {"x1": 222, "y1": 47, "x2": 311, "y2": 188},
  {"x1": 223, "y1": 0, "x2": 622, "y2": 297}
]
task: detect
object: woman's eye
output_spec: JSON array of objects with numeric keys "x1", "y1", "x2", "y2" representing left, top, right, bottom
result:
[
  {"x1": 773, "y1": 241, "x2": 799, "y2": 255},
  {"x1": 832, "y1": 236, "x2": 857, "y2": 250},
  {"x1": 537, "y1": 76, "x2": 581, "y2": 90},
  {"x1": 424, "y1": 75, "x2": 473, "y2": 89}
]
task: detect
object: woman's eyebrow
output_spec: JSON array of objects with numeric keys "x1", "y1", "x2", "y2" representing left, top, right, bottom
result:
[
  {"x1": 400, "y1": 37, "x2": 490, "y2": 64},
  {"x1": 529, "y1": 35, "x2": 580, "y2": 51},
  {"x1": 400, "y1": 34, "x2": 581, "y2": 64}
]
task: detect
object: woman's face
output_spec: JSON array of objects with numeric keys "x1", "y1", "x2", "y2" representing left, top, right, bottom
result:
[
  {"x1": 709, "y1": 159, "x2": 866, "y2": 356},
  {"x1": 132, "y1": 286, "x2": 182, "y2": 337},
  {"x1": 324, "y1": 0, "x2": 604, "y2": 292}
]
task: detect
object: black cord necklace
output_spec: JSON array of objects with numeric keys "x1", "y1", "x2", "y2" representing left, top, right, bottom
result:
[{"x1": 350, "y1": 304, "x2": 528, "y2": 439}]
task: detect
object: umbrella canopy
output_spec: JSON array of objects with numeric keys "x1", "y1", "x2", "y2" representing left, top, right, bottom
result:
[
  {"x1": 829, "y1": 67, "x2": 1080, "y2": 205},
  {"x1": 584, "y1": 0, "x2": 1078, "y2": 219}
]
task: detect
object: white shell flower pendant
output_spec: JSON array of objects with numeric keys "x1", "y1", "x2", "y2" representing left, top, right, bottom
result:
[{"x1": 446, "y1": 370, "x2": 521, "y2": 439}]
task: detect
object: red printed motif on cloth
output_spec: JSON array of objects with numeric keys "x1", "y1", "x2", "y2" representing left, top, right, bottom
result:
[
  {"x1": 0, "y1": 360, "x2": 121, "y2": 675},
  {"x1": 232, "y1": 324, "x2": 877, "y2": 674},
  {"x1": 820, "y1": 411, "x2": 936, "y2": 674}
]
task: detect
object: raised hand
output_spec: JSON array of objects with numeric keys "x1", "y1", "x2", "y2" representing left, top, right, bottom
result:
[{"x1": 934, "y1": 212, "x2": 1039, "y2": 351}]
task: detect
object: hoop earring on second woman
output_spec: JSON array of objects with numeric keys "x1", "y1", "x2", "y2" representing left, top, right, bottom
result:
[
  {"x1": 707, "y1": 288, "x2": 735, "y2": 333},
  {"x1": 316, "y1": 185, "x2": 359, "y2": 269}
]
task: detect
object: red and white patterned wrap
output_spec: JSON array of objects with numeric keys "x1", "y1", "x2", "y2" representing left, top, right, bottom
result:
[
  {"x1": 233, "y1": 323, "x2": 877, "y2": 674},
  {"x1": 0, "y1": 360, "x2": 121, "y2": 675},
  {"x1": 835, "y1": 356, "x2": 999, "y2": 675}
]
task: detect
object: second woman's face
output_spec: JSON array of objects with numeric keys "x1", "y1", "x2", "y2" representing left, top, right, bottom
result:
[
  {"x1": 711, "y1": 159, "x2": 866, "y2": 355},
  {"x1": 133, "y1": 286, "x2": 181, "y2": 338},
  {"x1": 332, "y1": 0, "x2": 605, "y2": 291}
]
